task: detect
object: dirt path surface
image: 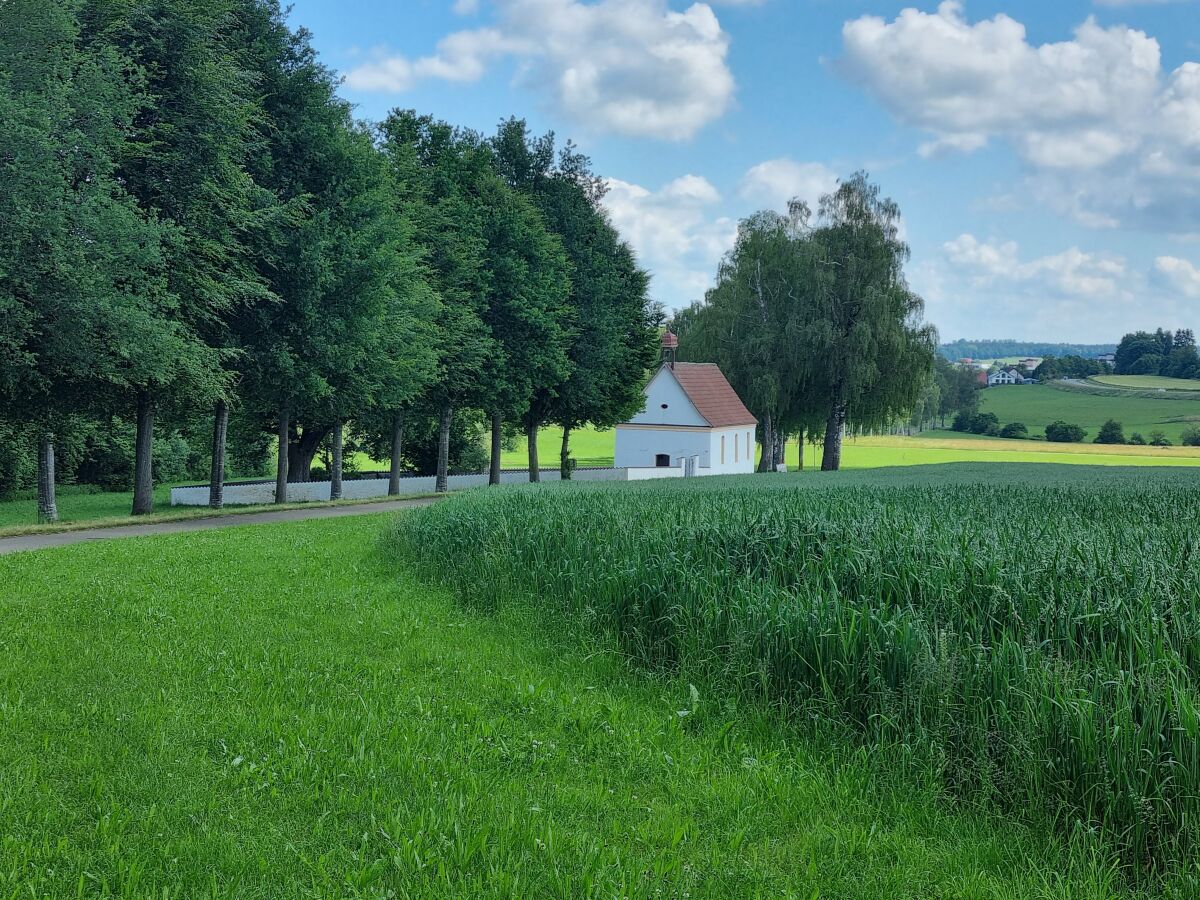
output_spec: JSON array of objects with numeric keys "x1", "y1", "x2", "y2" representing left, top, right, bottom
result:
[{"x1": 0, "y1": 498, "x2": 438, "y2": 556}]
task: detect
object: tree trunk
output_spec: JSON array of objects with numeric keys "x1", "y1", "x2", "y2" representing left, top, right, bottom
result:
[
  {"x1": 209, "y1": 399, "x2": 228, "y2": 509},
  {"x1": 435, "y1": 404, "x2": 452, "y2": 494},
  {"x1": 560, "y1": 424, "x2": 572, "y2": 480},
  {"x1": 821, "y1": 400, "x2": 848, "y2": 471},
  {"x1": 330, "y1": 420, "x2": 344, "y2": 501},
  {"x1": 388, "y1": 410, "x2": 405, "y2": 496},
  {"x1": 489, "y1": 411, "x2": 502, "y2": 486},
  {"x1": 37, "y1": 434, "x2": 58, "y2": 523},
  {"x1": 527, "y1": 423, "x2": 540, "y2": 483},
  {"x1": 758, "y1": 414, "x2": 774, "y2": 472},
  {"x1": 797, "y1": 428, "x2": 805, "y2": 471},
  {"x1": 131, "y1": 391, "x2": 155, "y2": 515},
  {"x1": 773, "y1": 429, "x2": 785, "y2": 471},
  {"x1": 286, "y1": 425, "x2": 329, "y2": 483},
  {"x1": 275, "y1": 405, "x2": 289, "y2": 504}
]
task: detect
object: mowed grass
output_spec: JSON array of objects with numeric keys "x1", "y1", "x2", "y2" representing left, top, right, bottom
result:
[
  {"x1": 0, "y1": 512, "x2": 1137, "y2": 898},
  {"x1": 500, "y1": 424, "x2": 1200, "y2": 471},
  {"x1": 816, "y1": 435, "x2": 1200, "y2": 469},
  {"x1": 394, "y1": 465, "x2": 1200, "y2": 888},
  {"x1": 499, "y1": 426, "x2": 616, "y2": 470},
  {"x1": 978, "y1": 384, "x2": 1200, "y2": 442},
  {"x1": 0, "y1": 482, "x2": 176, "y2": 530},
  {"x1": 1092, "y1": 375, "x2": 1200, "y2": 392}
]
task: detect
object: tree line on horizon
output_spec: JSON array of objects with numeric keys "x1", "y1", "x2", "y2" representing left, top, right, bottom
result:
[
  {"x1": 937, "y1": 340, "x2": 1117, "y2": 362},
  {"x1": 0, "y1": 0, "x2": 660, "y2": 521}
]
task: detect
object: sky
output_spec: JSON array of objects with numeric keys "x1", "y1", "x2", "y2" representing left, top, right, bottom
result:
[{"x1": 284, "y1": 0, "x2": 1200, "y2": 343}]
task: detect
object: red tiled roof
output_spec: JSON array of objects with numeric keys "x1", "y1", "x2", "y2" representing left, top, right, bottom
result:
[{"x1": 669, "y1": 363, "x2": 758, "y2": 428}]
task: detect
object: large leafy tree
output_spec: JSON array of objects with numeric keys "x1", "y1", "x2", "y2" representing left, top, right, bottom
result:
[
  {"x1": 680, "y1": 206, "x2": 820, "y2": 471},
  {"x1": 227, "y1": 7, "x2": 438, "y2": 502},
  {"x1": 379, "y1": 111, "x2": 496, "y2": 493},
  {"x1": 491, "y1": 119, "x2": 658, "y2": 479},
  {"x1": 678, "y1": 175, "x2": 934, "y2": 472},
  {"x1": 474, "y1": 174, "x2": 572, "y2": 484},
  {"x1": 82, "y1": 0, "x2": 271, "y2": 513},
  {"x1": 808, "y1": 173, "x2": 936, "y2": 470},
  {"x1": 0, "y1": 0, "x2": 186, "y2": 520},
  {"x1": 679, "y1": 202, "x2": 832, "y2": 470}
]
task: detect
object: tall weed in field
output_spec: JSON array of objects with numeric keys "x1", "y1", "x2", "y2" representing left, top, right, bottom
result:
[{"x1": 391, "y1": 470, "x2": 1200, "y2": 875}]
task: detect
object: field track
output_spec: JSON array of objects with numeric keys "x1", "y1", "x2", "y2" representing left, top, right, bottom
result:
[{"x1": 0, "y1": 497, "x2": 436, "y2": 556}]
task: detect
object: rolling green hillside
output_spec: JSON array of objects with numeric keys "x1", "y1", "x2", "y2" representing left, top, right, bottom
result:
[
  {"x1": 976, "y1": 384, "x2": 1200, "y2": 443},
  {"x1": 1091, "y1": 375, "x2": 1200, "y2": 392}
]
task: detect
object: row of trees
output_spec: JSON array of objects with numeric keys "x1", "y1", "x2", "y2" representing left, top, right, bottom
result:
[
  {"x1": 1033, "y1": 355, "x2": 1113, "y2": 380},
  {"x1": 673, "y1": 177, "x2": 937, "y2": 470},
  {"x1": 0, "y1": 0, "x2": 658, "y2": 519},
  {"x1": 1114, "y1": 329, "x2": 1199, "y2": 379}
]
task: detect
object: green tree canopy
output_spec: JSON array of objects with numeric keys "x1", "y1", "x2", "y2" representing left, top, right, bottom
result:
[{"x1": 490, "y1": 119, "x2": 659, "y2": 478}]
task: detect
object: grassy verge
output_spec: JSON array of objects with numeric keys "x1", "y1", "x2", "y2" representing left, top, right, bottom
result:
[
  {"x1": 392, "y1": 465, "x2": 1200, "y2": 890},
  {"x1": 0, "y1": 513, "x2": 1136, "y2": 897},
  {"x1": 0, "y1": 489, "x2": 441, "y2": 539}
]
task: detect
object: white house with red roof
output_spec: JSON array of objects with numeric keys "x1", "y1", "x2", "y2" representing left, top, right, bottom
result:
[{"x1": 615, "y1": 360, "x2": 758, "y2": 476}]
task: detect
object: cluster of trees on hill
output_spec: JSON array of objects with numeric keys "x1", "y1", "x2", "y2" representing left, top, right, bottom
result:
[
  {"x1": 673, "y1": 178, "x2": 937, "y2": 470},
  {"x1": 908, "y1": 355, "x2": 984, "y2": 432},
  {"x1": 1032, "y1": 356, "x2": 1112, "y2": 380},
  {"x1": 1094, "y1": 421, "x2": 1200, "y2": 447},
  {"x1": 1114, "y1": 328, "x2": 1199, "y2": 379},
  {"x1": 0, "y1": 0, "x2": 658, "y2": 520},
  {"x1": 939, "y1": 340, "x2": 1115, "y2": 361}
]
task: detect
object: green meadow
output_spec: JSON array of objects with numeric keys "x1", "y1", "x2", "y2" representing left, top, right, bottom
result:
[
  {"x1": 0, "y1": 505, "x2": 1142, "y2": 898},
  {"x1": 975, "y1": 384, "x2": 1200, "y2": 442},
  {"x1": 500, "y1": 423, "x2": 1200, "y2": 471},
  {"x1": 1092, "y1": 375, "x2": 1200, "y2": 392}
]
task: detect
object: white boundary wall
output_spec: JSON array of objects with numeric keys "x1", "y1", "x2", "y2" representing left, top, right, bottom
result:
[{"x1": 171, "y1": 467, "x2": 632, "y2": 506}]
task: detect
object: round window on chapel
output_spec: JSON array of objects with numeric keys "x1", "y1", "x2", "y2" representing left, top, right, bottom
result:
[{"x1": 661, "y1": 404, "x2": 669, "y2": 409}]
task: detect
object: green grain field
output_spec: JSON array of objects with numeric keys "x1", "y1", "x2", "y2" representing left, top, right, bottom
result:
[
  {"x1": 0, "y1": 509, "x2": 1138, "y2": 898},
  {"x1": 394, "y1": 464, "x2": 1200, "y2": 890}
]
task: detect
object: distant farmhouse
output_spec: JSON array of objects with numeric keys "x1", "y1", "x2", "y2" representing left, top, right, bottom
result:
[
  {"x1": 988, "y1": 368, "x2": 1036, "y2": 386},
  {"x1": 615, "y1": 339, "x2": 757, "y2": 476}
]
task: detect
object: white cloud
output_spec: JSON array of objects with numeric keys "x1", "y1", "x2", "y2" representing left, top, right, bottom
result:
[
  {"x1": 602, "y1": 175, "x2": 736, "y2": 309},
  {"x1": 839, "y1": 2, "x2": 1200, "y2": 231},
  {"x1": 1156, "y1": 256, "x2": 1200, "y2": 297},
  {"x1": 944, "y1": 234, "x2": 1129, "y2": 298},
  {"x1": 942, "y1": 234, "x2": 1020, "y2": 277},
  {"x1": 346, "y1": 0, "x2": 736, "y2": 141},
  {"x1": 914, "y1": 233, "x2": 1197, "y2": 341},
  {"x1": 738, "y1": 159, "x2": 838, "y2": 211}
]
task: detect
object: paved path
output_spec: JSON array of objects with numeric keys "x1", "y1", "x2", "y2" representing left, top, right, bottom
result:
[{"x1": 0, "y1": 498, "x2": 439, "y2": 556}]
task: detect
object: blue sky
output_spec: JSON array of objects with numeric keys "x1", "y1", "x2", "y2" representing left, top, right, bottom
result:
[{"x1": 286, "y1": 0, "x2": 1200, "y2": 343}]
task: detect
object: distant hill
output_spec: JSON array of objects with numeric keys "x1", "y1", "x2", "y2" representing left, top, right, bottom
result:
[{"x1": 939, "y1": 340, "x2": 1117, "y2": 361}]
